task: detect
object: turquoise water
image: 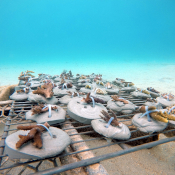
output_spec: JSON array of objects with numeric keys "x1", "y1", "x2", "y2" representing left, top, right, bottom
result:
[{"x1": 0, "y1": 0, "x2": 175, "y2": 86}]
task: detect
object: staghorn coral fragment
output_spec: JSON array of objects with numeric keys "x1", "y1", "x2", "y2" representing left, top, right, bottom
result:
[
  {"x1": 16, "y1": 89, "x2": 25, "y2": 94},
  {"x1": 100, "y1": 109, "x2": 120, "y2": 127},
  {"x1": 31, "y1": 104, "x2": 58, "y2": 115},
  {"x1": 147, "y1": 87, "x2": 160, "y2": 93},
  {"x1": 111, "y1": 95, "x2": 129, "y2": 104},
  {"x1": 146, "y1": 98, "x2": 157, "y2": 103},
  {"x1": 66, "y1": 82, "x2": 72, "y2": 88},
  {"x1": 67, "y1": 91, "x2": 85, "y2": 97},
  {"x1": 18, "y1": 77, "x2": 29, "y2": 81},
  {"x1": 82, "y1": 93, "x2": 105, "y2": 104},
  {"x1": 33, "y1": 83, "x2": 54, "y2": 98},
  {"x1": 16, "y1": 122, "x2": 50, "y2": 149}
]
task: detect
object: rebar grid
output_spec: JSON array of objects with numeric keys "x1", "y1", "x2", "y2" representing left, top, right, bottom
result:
[{"x1": 0, "y1": 92, "x2": 175, "y2": 174}]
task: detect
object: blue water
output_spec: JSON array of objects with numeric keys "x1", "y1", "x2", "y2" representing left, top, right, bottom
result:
[{"x1": 0, "y1": 0, "x2": 175, "y2": 84}]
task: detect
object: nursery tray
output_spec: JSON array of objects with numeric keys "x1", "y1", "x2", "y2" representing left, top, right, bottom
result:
[{"x1": 0, "y1": 91, "x2": 175, "y2": 175}]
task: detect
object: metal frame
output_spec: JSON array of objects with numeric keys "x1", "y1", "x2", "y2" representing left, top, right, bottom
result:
[{"x1": 1, "y1": 90, "x2": 175, "y2": 174}]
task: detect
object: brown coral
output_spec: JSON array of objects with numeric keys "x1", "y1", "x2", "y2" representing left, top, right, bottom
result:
[
  {"x1": 16, "y1": 89, "x2": 25, "y2": 94},
  {"x1": 111, "y1": 95, "x2": 129, "y2": 104},
  {"x1": 82, "y1": 93, "x2": 105, "y2": 104},
  {"x1": 147, "y1": 87, "x2": 160, "y2": 93},
  {"x1": 18, "y1": 77, "x2": 29, "y2": 81},
  {"x1": 16, "y1": 122, "x2": 50, "y2": 149},
  {"x1": 33, "y1": 83, "x2": 54, "y2": 98},
  {"x1": 100, "y1": 110, "x2": 120, "y2": 127},
  {"x1": 67, "y1": 91, "x2": 85, "y2": 97},
  {"x1": 16, "y1": 88, "x2": 29, "y2": 94},
  {"x1": 67, "y1": 82, "x2": 73, "y2": 88},
  {"x1": 31, "y1": 104, "x2": 58, "y2": 115}
]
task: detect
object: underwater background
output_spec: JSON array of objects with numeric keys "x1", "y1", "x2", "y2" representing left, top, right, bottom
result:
[{"x1": 0, "y1": 0, "x2": 175, "y2": 93}]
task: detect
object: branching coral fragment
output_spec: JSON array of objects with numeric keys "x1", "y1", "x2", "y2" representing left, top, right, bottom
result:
[
  {"x1": 16, "y1": 122, "x2": 50, "y2": 149},
  {"x1": 100, "y1": 110, "x2": 120, "y2": 127},
  {"x1": 67, "y1": 91, "x2": 85, "y2": 97},
  {"x1": 33, "y1": 83, "x2": 54, "y2": 98},
  {"x1": 31, "y1": 104, "x2": 58, "y2": 115},
  {"x1": 82, "y1": 93, "x2": 105, "y2": 104},
  {"x1": 111, "y1": 95, "x2": 129, "y2": 104},
  {"x1": 147, "y1": 87, "x2": 160, "y2": 93}
]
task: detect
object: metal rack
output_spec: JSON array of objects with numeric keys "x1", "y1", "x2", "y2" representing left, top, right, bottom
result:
[{"x1": 0, "y1": 90, "x2": 175, "y2": 174}]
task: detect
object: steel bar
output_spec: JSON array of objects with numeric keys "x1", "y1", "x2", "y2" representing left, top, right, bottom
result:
[{"x1": 32, "y1": 136, "x2": 175, "y2": 175}]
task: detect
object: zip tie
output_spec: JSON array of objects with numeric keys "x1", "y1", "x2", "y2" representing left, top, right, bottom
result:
[
  {"x1": 140, "y1": 106, "x2": 159, "y2": 122},
  {"x1": 90, "y1": 96, "x2": 95, "y2": 107},
  {"x1": 168, "y1": 106, "x2": 175, "y2": 114},
  {"x1": 42, "y1": 105, "x2": 52, "y2": 118},
  {"x1": 62, "y1": 84, "x2": 67, "y2": 90},
  {"x1": 105, "y1": 117, "x2": 114, "y2": 128},
  {"x1": 37, "y1": 124, "x2": 53, "y2": 138}
]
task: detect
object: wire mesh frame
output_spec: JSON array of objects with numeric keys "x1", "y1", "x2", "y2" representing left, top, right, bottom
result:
[{"x1": 0, "y1": 92, "x2": 175, "y2": 174}]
